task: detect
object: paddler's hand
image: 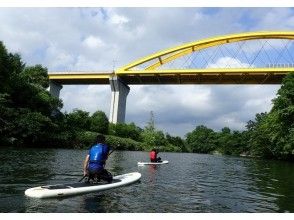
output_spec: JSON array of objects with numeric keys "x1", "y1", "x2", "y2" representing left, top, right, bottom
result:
[{"x1": 83, "y1": 170, "x2": 88, "y2": 176}]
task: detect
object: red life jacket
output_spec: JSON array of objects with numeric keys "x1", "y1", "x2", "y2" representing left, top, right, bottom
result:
[{"x1": 150, "y1": 151, "x2": 156, "y2": 160}]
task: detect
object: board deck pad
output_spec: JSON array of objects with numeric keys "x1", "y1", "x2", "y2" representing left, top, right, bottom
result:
[
  {"x1": 25, "y1": 172, "x2": 141, "y2": 198},
  {"x1": 41, "y1": 179, "x2": 122, "y2": 190},
  {"x1": 138, "y1": 160, "x2": 169, "y2": 165}
]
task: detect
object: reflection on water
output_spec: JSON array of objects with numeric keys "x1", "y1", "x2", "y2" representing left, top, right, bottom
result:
[
  {"x1": 147, "y1": 165, "x2": 158, "y2": 184},
  {"x1": 0, "y1": 147, "x2": 293, "y2": 212}
]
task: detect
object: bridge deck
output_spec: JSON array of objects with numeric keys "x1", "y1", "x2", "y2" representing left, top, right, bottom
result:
[
  {"x1": 49, "y1": 72, "x2": 113, "y2": 85},
  {"x1": 49, "y1": 68, "x2": 293, "y2": 85}
]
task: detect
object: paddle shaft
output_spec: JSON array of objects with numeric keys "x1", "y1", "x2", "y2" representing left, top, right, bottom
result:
[{"x1": 79, "y1": 175, "x2": 87, "y2": 182}]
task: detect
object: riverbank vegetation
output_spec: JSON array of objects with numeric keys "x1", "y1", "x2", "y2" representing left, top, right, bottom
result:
[{"x1": 0, "y1": 41, "x2": 293, "y2": 161}]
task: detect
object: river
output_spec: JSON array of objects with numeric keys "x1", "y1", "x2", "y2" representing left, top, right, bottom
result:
[{"x1": 0, "y1": 147, "x2": 293, "y2": 212}]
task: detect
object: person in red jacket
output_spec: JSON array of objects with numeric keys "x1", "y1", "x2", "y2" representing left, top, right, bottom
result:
[{"x1": 150, "y1": 148, "x2": 162, "y2": 162}]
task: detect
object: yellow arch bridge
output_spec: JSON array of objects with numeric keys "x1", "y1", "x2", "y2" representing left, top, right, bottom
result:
[{"x1": 48, "y1": 31, "x2": 294, "y2": 123}]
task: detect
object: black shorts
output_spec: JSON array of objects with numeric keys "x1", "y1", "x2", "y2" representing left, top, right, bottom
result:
[{"x1": 88, "y1": 169, "x2": 113, "y2": 183}]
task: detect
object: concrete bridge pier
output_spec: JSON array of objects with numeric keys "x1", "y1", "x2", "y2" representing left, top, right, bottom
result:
[
  {"x1": 109, "y1": 76, "x2": 130, "y2": 123},
  {"x1": 49, "y1": 81, "x2": 63, "y2": 98}
]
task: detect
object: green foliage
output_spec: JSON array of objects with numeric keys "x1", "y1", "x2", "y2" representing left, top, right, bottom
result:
[
  {"x1": 0, "y1": 42, "x2": 25, "y2": 93},
  {"x1": 108, "y1": 122, "x2": 142, "y2": 141},
  {"x1": 165, "y1": 133, "x2": 188, "y2": 152},
  {"x1": 90, "y1": 110, "x2": 109, "y2": 134},
  {"x1": 105, "y1": 135, "x2": 146, "y2": 151},
  {"x1": 161, "y1": 143, "x2": 182, "y2": 152},
  {"x1": 215, "y1": 128, "x2": 249, "y2": 156},
  {"x1": 0, "y1": 93, "x2": 16, "y2": 144},
  {"x1": 73, "y1": 131, "x2": 97, "y2": 149},
  {"x1": 0, "y1": 41, "x2": 63, "y2": 147},
  {"x1": 0, "y1": 43, "x2": 12, "y2": 91},
  {"x1": 140, "y1": 111, "x2": 169, "y2": 148},
  {"x1": 245, "y1": 73, "x2": 294, "y2": 160},
  {"x1": 141, "y1": 129, "x2": 167, "y2": 147},
  {"x1": 13, "y1": 109, "x2": 58, "y2": 147},
  {"x1": 22, "y1": 65, "x2": 49, "y2": 88},
  {"x1": 216, "y1": 127, "x2": 233, "y2": 155},
  {"x1": 271, "y1": 73, "x2": 294, "y2": 140},
  {"x1": 65, "y1": 109, "x2": 91, "y2": 131},
  {"x1": 186, "y1": 125, "x2": 217, "y2": 153}
]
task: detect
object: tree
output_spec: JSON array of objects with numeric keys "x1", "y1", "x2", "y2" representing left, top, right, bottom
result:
[
  {"x1": 109, "y1": 122, "x2": 142, "y2": 141},
  {"x1": 66, "y1": 109, "x2": 91, "y2": 131},
  {"x1": 246, "y1": 73, "x2": 294, "y2": 160},
  {"x1": 215, "y1": 127, "x2": 249, "y2": 156},
  {"x1": 141, "y1": 111, "x2": 168, "y2": 147},
  {"x1": 141, "y1": 129, "x2": 167, "y2": 147},
  {"x1": 22, "y1": 65, "x2": 49, "y2": 88},
  {"x1": 0, "y1": 93, "x2": 14, "y2": 144},
  {"x1": 0, "y1": 41, "x2": 63, "y2": 147},
  {"x1": 267, "y1": 72, "x2": 294, "y2": 159},
  {"x1": 216, "y1": 127, "x2": 233, "y2": 155},
  {"x1": 13, "y1": 110, "x2": 56, "y2": 146},
  {"x1": 272, "y1": 72, "x2": 294, "y2": 124},
  {"x1": 165, "y1": 133, "x2": 187, "y2": 152},
  {"x1": 0, "y1": 42, "x2": 25, "y2": 93},
  {"x1": 246, "y1": 112, "x2": 274, "y2": 158},
  {"x1": 90, "y1": 110, "x2": 109, "y2": 134},
  {"x1": 186, "y1": 125, "x2": 217, "y2": 153}
]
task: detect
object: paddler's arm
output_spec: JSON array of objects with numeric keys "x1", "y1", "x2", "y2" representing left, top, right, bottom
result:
[{"x1": 83, "y1": 154, "x2": 90, "y2": 176}]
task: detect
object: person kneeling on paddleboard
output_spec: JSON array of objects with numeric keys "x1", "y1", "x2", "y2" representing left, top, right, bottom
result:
[
  {"x1": 83, "y1": 134, "x2": 113, "y2": 183},
  {"x1": 150, "y1": 148, "x2": 162, "y2": 162}
]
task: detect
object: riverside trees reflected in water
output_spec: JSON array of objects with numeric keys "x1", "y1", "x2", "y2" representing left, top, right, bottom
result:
[{"x1": 0, "y1": 149, "x2": 293, "y2": 212}]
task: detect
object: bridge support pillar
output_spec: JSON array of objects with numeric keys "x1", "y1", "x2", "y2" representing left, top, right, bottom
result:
[
  {"x1": 49, "y1": 81, "x2": 63, "y2": 98},
  {"x1": 109, "y1": 76, "x2": 130, "y2": 124}
]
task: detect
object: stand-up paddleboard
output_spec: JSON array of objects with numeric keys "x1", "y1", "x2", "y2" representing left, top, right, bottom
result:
[
  {"x1": 25, "y1": 172, "x2": 141, "y2": 199},
  {"x1": 138, "y1": 160, "x2": 168, "y2": 166}
]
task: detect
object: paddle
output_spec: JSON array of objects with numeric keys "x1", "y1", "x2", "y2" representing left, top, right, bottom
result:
[
  {"x1": 79, "y1": 175, "x2": 87, "y2": 182},
  {"x1": 107, "y1": 149, "x2": 115, "y2": 157},
  {"x1": 79, "y1": 149, "x2": 115, "y2": 182}
]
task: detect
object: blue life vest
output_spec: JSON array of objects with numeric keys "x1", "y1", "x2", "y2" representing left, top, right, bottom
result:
[{"x1": 88, "y1": 143, "x2": 109, "y2": 171}]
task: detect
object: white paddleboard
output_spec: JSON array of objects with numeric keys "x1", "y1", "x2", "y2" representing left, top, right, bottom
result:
[
  {"x1": 138, "y1": 160, "x2": 169, "y2": 166},
  {"x1": 25, "y1": 172, "x2": 141, "y2": 199}
]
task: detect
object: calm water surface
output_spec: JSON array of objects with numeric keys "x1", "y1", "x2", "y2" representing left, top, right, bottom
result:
[{"x1": 0, "y1": 147, "x2": 293, "y2": 213}]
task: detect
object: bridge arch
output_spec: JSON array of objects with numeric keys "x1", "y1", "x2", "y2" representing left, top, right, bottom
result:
[{"x1": 118, "y1": 31, "x2": 294, "y2": 73}]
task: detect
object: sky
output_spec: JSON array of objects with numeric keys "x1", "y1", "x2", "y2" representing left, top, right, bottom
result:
[{"x1": 0, "y1": 7, "x2": 294, "y2": 137}]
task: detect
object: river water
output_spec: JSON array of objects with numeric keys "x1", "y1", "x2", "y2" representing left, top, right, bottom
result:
[{"x1": 0, "y1": 147, "x2": 293, "y2": 213}]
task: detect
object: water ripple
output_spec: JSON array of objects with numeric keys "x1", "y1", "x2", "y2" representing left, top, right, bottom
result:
[{"x1": 0, "y1": 149, "x2": 293, "y2": 212}]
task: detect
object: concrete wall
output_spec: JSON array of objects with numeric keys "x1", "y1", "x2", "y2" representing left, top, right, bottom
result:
[
  {"x1": 49, "y1": 81, "x2": 63, "y2": 98},
  {"x1": 109, "y1": 76, "x2": 130, "y2": 123}
]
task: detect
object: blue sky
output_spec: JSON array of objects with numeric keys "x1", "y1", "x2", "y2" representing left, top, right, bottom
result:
[{"x1": 0, "y1": 7, "x2": 293, "y2": 137}]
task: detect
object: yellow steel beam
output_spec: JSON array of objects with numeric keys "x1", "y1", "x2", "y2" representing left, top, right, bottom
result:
[
  {"x1": 118, "y1": 31, "x2": 294, "y2": 72},
  {"x1": 116, "y1": 68, "x2": 294, "y2": 75},
  {"x1": 49, "y1": 72, "x2": 113, "y2": 80},
  {"x1": 48, "y1": 71, "x2": 113, "y2": 85}
]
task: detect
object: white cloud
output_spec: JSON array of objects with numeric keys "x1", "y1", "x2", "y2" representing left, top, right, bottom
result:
[
  {"x1": 207, "y1": 57, "x2": 251, "y2": 68},
  {"x1": 83, "y1": 35, "x2": 105, "y2": 49},
  {"x1": 109, "y1": 14, "x2": 129, "y2": 25},
  {"x1": 45, "y1": 45, "x2": 75, "y2": 70},
  {"x1": 209, "y1": 113, "x2": 246, "y2": 131},
  {"x1": 73, "y1": 55, "x2": 102, "y2": 70},
  {"x1": 253, "y1": 8, "x2": 294, "y2": 30},
  {"x1": 61, "y1": 85, "x2": 111, "y2": 115}
]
